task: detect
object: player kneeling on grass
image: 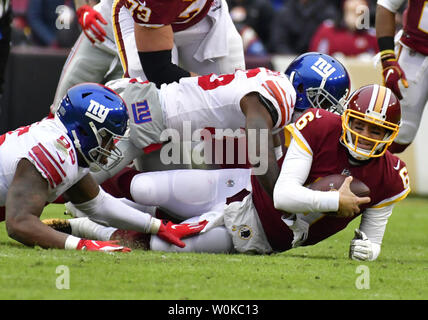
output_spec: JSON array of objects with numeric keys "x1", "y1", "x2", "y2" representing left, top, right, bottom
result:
[{"x1": 0, "y1": 83, "x2": 206, "y2": 252}]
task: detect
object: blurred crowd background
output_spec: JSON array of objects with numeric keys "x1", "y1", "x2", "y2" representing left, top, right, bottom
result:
[
  {"x1": 6, "y1": 0, "x2": 407, "y2": 57},
  {"x1": 0, "y1": 0, "x2": 409, "y2": 132},
  {"x1": 0, "y1": 0, "x2": 409, "y2": 146}
]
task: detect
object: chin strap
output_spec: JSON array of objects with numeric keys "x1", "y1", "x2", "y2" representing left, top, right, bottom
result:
[{"x1": 71, "y1": 129, "x2": 100, "y2": 171}]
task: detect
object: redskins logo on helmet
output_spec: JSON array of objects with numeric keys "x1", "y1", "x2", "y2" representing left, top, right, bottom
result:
[{"x1": 341, "y1": 84, "x2": 401, "y2": 160}]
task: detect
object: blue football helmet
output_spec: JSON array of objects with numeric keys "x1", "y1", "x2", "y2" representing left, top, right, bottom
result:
[
  {"x1": 56, "y1": 83, "x2": 129, "y2": 172},
  {"x1": 285, "y1": 52, "x2": 350, "y2": 114}
]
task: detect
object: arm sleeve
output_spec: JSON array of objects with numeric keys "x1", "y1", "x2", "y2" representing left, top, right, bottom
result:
[
  {"x1": 359, "y1": 204, "x2": 394, "y2": 245},
  {"x1": 72, "y1": 188, "x2": 159, "y2": 234},
  {"x1": 138, "y1": 50, "x2": 190, "y2": 87},
  {"x1": 273, "y1": 138, "x2": 339, "y2": 213},
  {"x1": 377, "y1": 0, "x2": 406, "y2": 13}
]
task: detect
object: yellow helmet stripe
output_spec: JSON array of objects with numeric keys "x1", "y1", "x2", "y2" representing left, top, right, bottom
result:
[{"x1": 373, "y1": 85, "x2": 387, "y2": 114}]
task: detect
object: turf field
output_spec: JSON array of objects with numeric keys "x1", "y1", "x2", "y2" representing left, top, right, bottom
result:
[{"x1": 0, "y1": 197, "x2": 427, "y2": 302}]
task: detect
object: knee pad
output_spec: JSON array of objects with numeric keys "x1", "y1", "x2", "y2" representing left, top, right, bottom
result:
[{"x1": 130, "y1": 172, "x2": 171, "y2": 205}]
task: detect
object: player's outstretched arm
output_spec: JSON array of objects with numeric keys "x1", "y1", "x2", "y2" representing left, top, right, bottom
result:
[
  {"x1": 241, "y1": 92, "x2": 278, "y2": 198},
  {"x1": 6, "y1": 159, "x2": 74, "y2": 249},
  {"x1": 6, "y1": 160, "x2": 130, "y2": 252},
  {"x1": 376, "y1": 4, "x2": 408, "y2": 99},
  {"x1": 66, "y1": 174, "x2": 207, "y2": 248},
  {"x1": 349, "y1": 204, "x2": 394, "y2": 261}
]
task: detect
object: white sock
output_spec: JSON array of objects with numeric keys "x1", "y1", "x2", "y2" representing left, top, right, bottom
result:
[
  {"x1": 119, "y1": 198, "x2": 157, "y2": 217},
  {"x1": 69, "y1": 217, "x2": 117, "y2": 241}
]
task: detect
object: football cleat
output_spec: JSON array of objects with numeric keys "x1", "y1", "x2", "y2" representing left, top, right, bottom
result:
[
  {"x1": 42, "y1": 218, "x2": 72, "y2": 234},
  {"x1": 76, "y1": 239, "x2": 131, "y2": 252}
]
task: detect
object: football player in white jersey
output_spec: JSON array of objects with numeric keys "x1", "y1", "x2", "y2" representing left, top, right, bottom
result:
[
  {"x1": 97, "y1": 66, "x2": 296, "y2": 197},
  {"x1": 52, "y1": 54, "x2": 383, "y2": 258},
  {"x1": 0, "y1": 83, "x2": 206, "y2": 251},
  {"x1": 56, "y1": 85, "x2": 410, "y2": 262},
  {"x1": 91, "y1": 53, "x2": 350, "y2": 197}
]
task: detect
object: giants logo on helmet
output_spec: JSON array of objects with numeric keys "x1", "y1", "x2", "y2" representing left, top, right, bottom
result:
[
  {"x1": 85, "y1": 100, "x2": 110, "y2": 123},
  {"x1": 311, "y1": 57, "x2": 336, "y2": 79}
]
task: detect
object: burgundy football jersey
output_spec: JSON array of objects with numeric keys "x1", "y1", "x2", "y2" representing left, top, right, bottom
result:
[
  {"x1": 118, "y1": 0, "x2": 213, "y2": 32},
  {"x1": 251, "y1": 109, "x2": 410, "y2": 251},
  {"x1": 401, "y1": 0, "x2": 428, "y2": 55}
]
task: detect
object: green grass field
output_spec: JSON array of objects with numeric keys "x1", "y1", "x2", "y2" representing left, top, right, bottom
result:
[{"x1": 0, "y1": 197, "x2": 427, "y2": 301}]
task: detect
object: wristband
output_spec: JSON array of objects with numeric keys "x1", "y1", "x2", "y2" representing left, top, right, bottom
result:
[
  {"x1": 148, "y1": 218, "x2": 161, "y2": 234},
  {"x1": 64, "y1": 235, "x2": 81, "y2": 250},
  {"x1": 377, "y1": 36, "x2": 395, "y2": 52}
]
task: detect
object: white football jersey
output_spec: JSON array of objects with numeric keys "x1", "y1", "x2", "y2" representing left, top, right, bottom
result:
[
  {"x1": 159, "y1": 67, "x2": 296, "y2": 132},
  {"x1": 0, "y1": 118, "x2": 89, "y2": 205},
  {"x1": 106, "y1": 68, "x2": 296, "y2": 150}
]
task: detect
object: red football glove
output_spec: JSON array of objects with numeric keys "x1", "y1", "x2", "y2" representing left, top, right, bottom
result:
[
  {"x1": 380, "y1": 50, "x2": 408, "y2": 100},
  {"x1": 77, "y1": 239, "x2": 131, "y2": 252},
  {"x1": 76, "y1": 5, "x2": 107, "y2": 44},
  {"x1": 157, "y1": 220, "x2": 208, "y2": 248}
]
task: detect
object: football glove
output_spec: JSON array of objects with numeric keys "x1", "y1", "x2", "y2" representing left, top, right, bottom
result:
[
  {"x1": 157, "y1": 220, "x2": 208, "y2": 248},
  {"x1": 76, "y1": 5, "x2": 107, "y2": 44},
  {"x1": 380, "y1": 49, "x2": 408, "y2": 100},
  {"x1": 349, "y1": 229, "x2": 374, "y2": 261},
  {"x1": 77, "y1": 239, "x2": 131, "y2": 252}
]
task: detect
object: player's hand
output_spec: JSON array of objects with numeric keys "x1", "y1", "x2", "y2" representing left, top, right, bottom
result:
[
  {"x1": 380, "y1": 50, "x2": 408, "y2": 100},
  {"x1": 157, "y1": 220, "x2": 208, "y2": 248},
  {"x1": 77, "y1": 239, "x2": 131, "y2": 252},
  {"x1": 76, "y1": 5, "x2": 107, "y2": 44},
  {"x1": 349, "y1": 229, "x2": 374, "y2": 261},
  {"x1": 338, "y1": 176, "x2": 371, "y2": 218}
]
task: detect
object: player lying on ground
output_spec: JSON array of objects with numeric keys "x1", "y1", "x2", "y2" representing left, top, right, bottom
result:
[
  {"x1": 91, "y1": 52, "x2": 350, "y2": 197},
  {"x1": 0, "y1": 83, "x2": 206, "y2": 252},
  {"x1": 48, "y1": 85, "x2": 410, "y2": 261},
  {"x1": 45, "y1": 53, "x2": 351, "y2": 249}
]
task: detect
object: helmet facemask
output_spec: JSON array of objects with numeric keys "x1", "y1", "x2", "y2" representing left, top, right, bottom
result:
[
  {"x1": 86, "y1": 123, "x2": 128, "y2": 172},
  {"x1": 341, "y1": 109, "x2": 399, "y2": 161},
  {"x1": 307, "y1": 86, "x2": 348, "y2": 115}
]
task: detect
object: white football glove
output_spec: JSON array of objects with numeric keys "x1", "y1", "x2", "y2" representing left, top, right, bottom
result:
[{"x1": 349, "y1": 229, "x2": 375, "y2": 261}]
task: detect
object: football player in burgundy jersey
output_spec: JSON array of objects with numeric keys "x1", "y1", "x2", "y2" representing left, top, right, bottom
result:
[
  {"x1": 272, "y1": 84, "x2": 410, "y2": 260},
  {"x1": 90, "y1": 53, "x2": 350, "y2": 198},
  {"x1": 54, "y1": 85, "x2": 410, "y2": 261},
  {"x1": 0, "y1": 83, "x2": 206, "y2": 252},
  {"x1": 114, "y1": 0, "x2": 245, "y2": 85},
  {"x1": 376, "y1": 0, "x2": 428, "y2": 153}
]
